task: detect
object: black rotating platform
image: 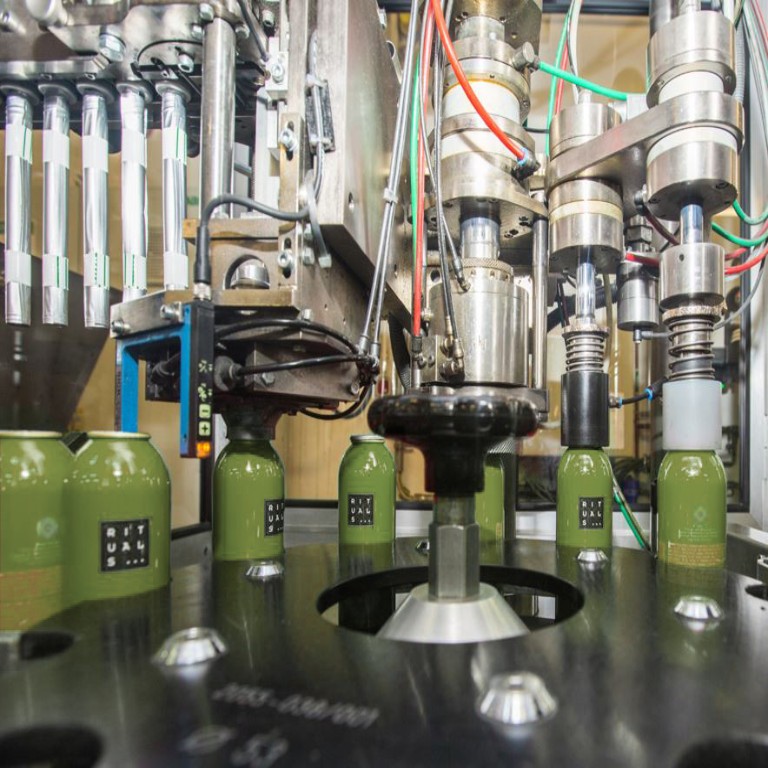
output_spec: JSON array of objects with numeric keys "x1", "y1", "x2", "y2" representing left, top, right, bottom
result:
[{"x1": 2, "y1": 539, "x2": 768, "y2": 767}]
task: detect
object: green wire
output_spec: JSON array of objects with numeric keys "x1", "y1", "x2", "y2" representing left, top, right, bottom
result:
[
  {"x1": 539, "y1": 60, "x2": 630, "y2": 102},
  {"x1": 614, "y1": 491, "x2": 649, "y2": 551},
  {"x1": 712, "y1": 220, "x2": 768, "y2": 248},
  {"x1": 733, "y1": 200, "x2": 768, "y2": 226},
  {"x1": 545, "y1": 11, "x2": 571, "y2": 157},
  {"x1": 410, "y1": 56, "x2": 421, "y2": 272}
]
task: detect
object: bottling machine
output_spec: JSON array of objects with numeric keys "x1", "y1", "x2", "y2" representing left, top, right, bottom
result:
[{"x1": 3, "y1": 0, "x2": 768, "y2": 765}]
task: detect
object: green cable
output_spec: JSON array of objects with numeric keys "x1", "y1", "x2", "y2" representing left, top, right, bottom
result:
[
  {"x1": 733, "y1": 200, "x2": 768, "y2": 226},
  {"x1": 539, "y1": 60, "x2": 630, "y2": 102},
  {"x1": 614, "y1": 492, "x2": 648, "y2": 551},
  {"x1": 410, "y1": 56, "x2": 421, "y2": 272},
  {"x1": 545, "y1": 10, "x2": 571, "y2": 157},
  {"x1": 712, "y1": 220, "x2": 768, "y2": 248}
]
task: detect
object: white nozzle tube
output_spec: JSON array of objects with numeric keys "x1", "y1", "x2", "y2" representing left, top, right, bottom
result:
[
  {"x1": 81, "y1": 91, "x2": 110, "y2": 328},
  {"x1": 42, "y1": 89, "x2": 71, "y2": 326},
  {"x1": 119, "y1": 85, "x2": 149, "y2": 301},
  {"x1": 158, "y1": 83, "x2": 189, "y2": 290}
]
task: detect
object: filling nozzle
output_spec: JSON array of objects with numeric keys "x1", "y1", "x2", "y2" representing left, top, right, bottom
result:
[{"x1": 575, "y1": 261, "x2": 597, "y2": 323}]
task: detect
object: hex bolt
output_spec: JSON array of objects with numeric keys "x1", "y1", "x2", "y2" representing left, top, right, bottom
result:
[
  {"x1": 190, "y1": 24, "x2": 204, "y2": 41},
  {"x1": 301, "y1": 248, "x2": 315, "y2": 266},
  {"x1": 261, "y1": 9, "x2": 276, "y2": 31},
  {"x1": 279, "y1": 127, "x2": 297, "y2": 154},
  {"x1": 300, "y1": 308, "x2": 313, "y2": 322},
  {"x1": 160, "y1": 303, "x2": 183, "y2": 323},
  {"x1": 235, "y1": 23, "x2": 249, "y2": 40},
  {"x1": 98, "y1": 33, "x2": 125, "y2": 63},
  {"x1": 198, "y1": 3, "x2": 214, "y2": 23},
  {"x1": 260, "y1": 372, "x2": 276, "y2": 387},
  {"x1": 110, "y1": 319, "x2": 130, "y2": 336}
]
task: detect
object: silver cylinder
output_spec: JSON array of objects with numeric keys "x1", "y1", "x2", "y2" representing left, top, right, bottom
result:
[
  {"x1": 4, "y1": 92, "x2": 33, "y2": 326},
  {"x1": 428, "y1": 259, "x2": 529, "y2": 386},
  {"x1": 200, "y1": 18, "x2": 236, "y2": 215},
  {"x1": 659, "y1": 242, "x2": 724, "y2": 309},
  {"x1": 41, "y1": 88, "x2": 71, "y2": 326},
  {"x1": 157, "y1": 83, "x2": 190, "y2": 290},
  {"x1": 617, "y1": 262, "x2": 659, "y2": 331},
  {"x1": 81, "y1": 91, "x2": 111, "y2": 328},
  {"x1": 429, "y1": 496, "x2": 479, "y2": 600},
  {"x1": 680, "y1": 203, "x2": 704, "y2": 245},
  {"x1": 118, "y1": 84, "x2": 149, "y2": 302},
  {"x1": 575, "y1": 262, "x2": 596, "y2": 320}
]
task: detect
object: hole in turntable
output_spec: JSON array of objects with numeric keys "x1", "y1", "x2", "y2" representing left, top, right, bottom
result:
[
  {"x1": 0, "y1": 726, "x2": 102, "y2": 768},
  {"x1": 317, "y1": 565, "x2": 583, "y2": 637},
  {"x1": 745, "y1": 583, "x2": 768, "y2": 601}
]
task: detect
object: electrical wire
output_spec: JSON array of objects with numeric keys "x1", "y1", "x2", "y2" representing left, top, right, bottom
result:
[
  {"x1": 195, "y1": 194, "x2": 309, "y2": 286},
  {"x1": 610, "y1": 377, "x2": 666, "y2": 408},
  {"x1": 625, "y1": 252, "x2": 660, "y2": 267},
  {"x1": 236, "y1": 354, "x2": 359, "y2": 377},
  {"x1": 566, "y1": 0, "x2": 583, "y2": 102},
  {"x1": 614, "y1": 490, "x2": 652, "y2": 551},
  {"x1": 734, "y1": 199, "x2": 768, "y2": 225},
  {"x1": 546, "y1": 10, "x2": 571, "y2": 156},
  {"x1": 429, "y1": 0, "x2": 528, "y2": 162},
  {"x1": 725, "y1": 244, "x2": 768, "y2": 275},
  {"x1": 215, "y1": 317, "x2": 358, "y2": 352},
  {"x1": 713, "y1": 221, "x2": 768, "y2": 248},
  {"x1": 716, "y1": 262, "x2": 765, "y2": 329},
  {"x1": 234, "y1": 0, "x2": 269, "y2": 65},
  {"x1": 537, "y1": 60, "x2": 630, "y2": 102},
  {"x1": 299, "y1": 384, "x2": 373, "y2": 421},
  {"x1": 410, "y1": 56, "x2": 424, "y2": 338},
  {"x1": 642, "y1": 206, "x2": 680, "y2": 246}
]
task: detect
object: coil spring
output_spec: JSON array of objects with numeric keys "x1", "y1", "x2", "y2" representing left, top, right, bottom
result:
[
  {"x1": 666, "y1": 314, "x2": 715, "y2": 380},
  {"x1": 564, "y1": 330, "x2": 607, "y2": 372}
]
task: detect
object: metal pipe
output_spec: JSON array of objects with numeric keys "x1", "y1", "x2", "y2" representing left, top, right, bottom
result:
[
  {"x1": 680, "y1": 203, "x2": 704, "y2": 245},
  {"x1": 118, "y1": 83, "x2": 150, "y2": 301},
  {"x1": 649, "y1": 0, "x2": 675, "y2": 35},
  {"x1": 41, "y1": 86, "x2": 71, "y2": 326},
  {"x1": 532, "y1": 203, "x2": 548, "y2": 391},
  {"x1": 81, "y1": 90, "x2": 111, "y2": 329},
  {"x1": 200, "y1": 17, "x2": 236, "y2": 216},
  {"x1": 359, "y1": 0, "x2": 421, "y2": 357},
  {"x1": 157, "y1": 82, "x2": 190, "y2": 290},
  {"x1": 4, "y1": 92, "x2": 33, "y2": 326}
]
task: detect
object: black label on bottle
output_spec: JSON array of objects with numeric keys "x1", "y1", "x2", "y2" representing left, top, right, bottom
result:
[
  {"x1": 348, "y1": 494, "x2": 374, "y2": 526},
  {"x1": 264, "y1": 499, "x2": 285, "y2": 537},
  {"x1": 579, "y1": 498, "x2": 605, "y2": 529},
  {"x1": 101, "y1": 519, "x2": 150, "y2": 572}
]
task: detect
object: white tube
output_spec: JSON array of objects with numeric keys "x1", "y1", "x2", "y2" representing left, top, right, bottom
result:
[
  {"x1": 42, "y1": 88, "x2": 71, "y2": 326},
  {"x1": 157, "y1": 83, "x2": 189, "y2": 290},
  {"x1": 119, "y1": 84, "x2": 149, "y2": 301},
  {"x1": 4, "y1": 93, "x2": 33, "y2": 326},
  {"x1": 81, "y1": 91, "x2": 110, "y2": 328}
]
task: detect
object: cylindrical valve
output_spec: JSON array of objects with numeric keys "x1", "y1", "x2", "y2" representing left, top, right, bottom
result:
[{"x1": 3, "y1": 90, "x2": 34, "y2": 326}]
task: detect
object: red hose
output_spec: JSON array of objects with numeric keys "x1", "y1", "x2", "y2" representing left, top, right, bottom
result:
[{"x1": 429, "y1": 0, "x2": 525, "y2": 160}]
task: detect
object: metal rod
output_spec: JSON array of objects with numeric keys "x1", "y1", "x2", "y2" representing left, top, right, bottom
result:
[
  {"x1": 81, "y1": 90, "x2": 111, "y2": 328},
  {"x1": 680, "y1": 203, "x2": 704, "y2": 245},
  {"x1": 157, "y1": 82, "x2": 190, "y2": 290},
  {"x1": 532, "y1": 204, "x2": 548, "y2": 391},
  {"x1": 200, "y1": 18, "x2": 236, "y2": 217},
  {"x1": 358, "y1": 0, "x2": 421, "y2": 357},
  {"x1": 4, "y1": 92, "x2": 33, "y2": 326},
  {"x1": 118, "y1": 83, "x2": 149, "y2": 302},
  {"x1": 575, "y1": 261, "x2": 597, "y2": 320},
  {"x1": 429, "y1": 495, "x2": 480, "y2": 600},
  {"x1": 41, "y1": 87, "x2": 71, "y2": 326}
]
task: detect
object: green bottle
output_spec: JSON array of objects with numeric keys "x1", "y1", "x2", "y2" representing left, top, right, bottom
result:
[
  {"x1": 338, "y1": 435, "x2": 395, "y2": 546},
  {"x1": 556, "y1": 448, "x2": 613, "y2": 549},
  {"x1": 476, "y1": 455, "x2": 504, "y2": 544},
  {"x1": 213, "y1": 439, "x2": 285, "y2": 561},
  {"x1": 63, "y1": 432, "x2": 171, "y2": 604},
  {"x1": 0, "y1": 431, "x2": 71, "y2": 630},
  {"x1": 657, "y1": 450, "x2": 726, "y2": 568}
]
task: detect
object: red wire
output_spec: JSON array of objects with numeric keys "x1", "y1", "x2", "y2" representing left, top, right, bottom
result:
[
  {"x1": 726, "y1": 247, "x2": 768, "y2": 275},
  {"x1": 429, "y1": 0, "x2": 525, "y2": 160},
  {"x1": 554, "y1": 46, "x2": 569, "y2": 115},
  {"x1": 625, "y1": 253, "x2": 660, "y2": 267},
  {"x1": 413, "y1": 3, "x2": 434, "y2": 338}
]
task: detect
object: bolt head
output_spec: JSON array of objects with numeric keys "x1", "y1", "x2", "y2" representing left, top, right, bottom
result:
[
  {"x1": 301, "y1": 248, "x2": 315, "y2": 266},
  {"x1": 278, "y1": 127, "x2": 297, "y2": 153},
  {"x1": 235, "y1": 23, "x2": 249, "y2": 40},
  {"x1": 177, "y1": 51, "x2": 195, "y2": 73},
  {"x1": 300, "y1": 308, "x2": 313, "y2": 322},
  {"x1": 98, "y1": 33, "x2": 125, "y2": 63},
  {"x1": 270, "y1": 60, "x2": 285, "y2": 84},
  {"x1": 260, "y1": 372, "x2": 276, "y2": 386},
  {"x1": 198, "y1": 2, "x2": 214, "y2": 23},
  {"x1": 190, "y1": 23, "x2": 204, "y2": 41},
  {"x1": 261, "y1": 9, "x2": 276, "y2": 31}
]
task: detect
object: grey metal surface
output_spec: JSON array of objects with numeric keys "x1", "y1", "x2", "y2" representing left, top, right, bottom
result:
[{"x1": 3, "y1": 540, "x2": 768, "y2": 765}]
